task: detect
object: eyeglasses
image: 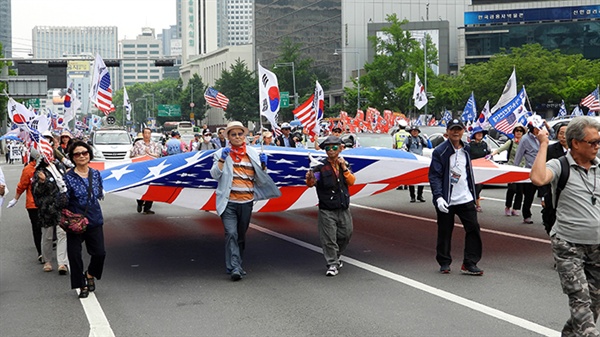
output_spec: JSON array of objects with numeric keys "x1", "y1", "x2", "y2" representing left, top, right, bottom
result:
[
  {"x1": 324, "y1": 145, "x2": 339, "y2": 151},
  {"x1": 229, "y1": 132, "x2": 245, "y2": 138},
  {"x1": 514, "y1": 129, "x2": 524, "y2": 133},
  {"x1": 72, "y1": 150, "x2": 89, "y2": 157},
  {"x1": 580, "y1": 139, "x2": 600, "y2": 147}
]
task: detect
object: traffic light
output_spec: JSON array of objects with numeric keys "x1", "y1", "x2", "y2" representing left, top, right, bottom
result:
[
  {"x1": 104, "y1": 60, "x2": 120, "y2": 67},
  {"x1": 154, "y1": 59, "x2": 175, "y2": 67},
  {"x1": 47, "y1": 61, "x2": 68, "y2": 67}
]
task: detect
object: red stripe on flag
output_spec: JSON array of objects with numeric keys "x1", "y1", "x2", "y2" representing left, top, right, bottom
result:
[
  {"x1": 257, "y1": 186, "x2": 310, "y2": 212},
  {"x1": 200, "y1": 192, "x2": 217, "y2": 211},
  {"x1": 142, "y1": 186, "x2": 183, "y2": 203}
]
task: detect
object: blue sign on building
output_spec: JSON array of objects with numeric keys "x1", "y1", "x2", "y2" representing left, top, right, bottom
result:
[{"x1": 465, "y1": 5, "x2": 600, "y2": 25}]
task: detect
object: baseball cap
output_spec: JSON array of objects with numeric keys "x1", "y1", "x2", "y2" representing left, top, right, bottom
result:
[
  {"x1": 446, "y1": 119, "x2": 465, "y2": 130},
  {"x1": 281, "y1": 122, "x2": 292, "y2": 130}
]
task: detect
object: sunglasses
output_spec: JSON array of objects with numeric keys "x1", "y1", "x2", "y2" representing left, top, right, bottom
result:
[
  {"x1": 324, "y1": 145, "x2": 339, "y2": 151},
  {"x1": 580, "y1": 139, "x2": 600, "y2": 147},
  {"x1": 72, "y1": 150, "x2": 89, "y2": 157},
  {"x1": 229, "y1": 132, "x2": 245, "y2": 138}
]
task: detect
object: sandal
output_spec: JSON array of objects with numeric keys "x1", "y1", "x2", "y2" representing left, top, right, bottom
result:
[
  {"x1": 78, "y1": 287, "x2": 89, "y2": 298},
  {"x1": 43, "y1": 263, "x2": 53, "y2": 272},
  {"x1": 85, "y1": 271, "x2": 95, "y2": 292}
]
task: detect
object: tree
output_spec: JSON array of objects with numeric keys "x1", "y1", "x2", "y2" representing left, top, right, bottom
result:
[
  {"x1": 180, "y1": 74, "x2": 206, "y2": 122},
  {"x1": 272, "y1": 38, "x2": 331, "y2": 121},
  {"x1": 215, "y1": 59, "x2": 257, "y2": 125},
  {"x1": 361, "y1": 13, "x2": 438, "y2": 113}
]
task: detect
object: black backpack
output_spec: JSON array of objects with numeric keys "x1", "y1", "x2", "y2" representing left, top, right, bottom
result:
[{"x1": 541, "y1": 156, "x2": 569, "y2": 234}]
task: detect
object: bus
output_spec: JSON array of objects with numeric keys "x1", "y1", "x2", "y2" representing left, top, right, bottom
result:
[{"x1": 163, "y1": 121, "x2": 194, "y2": 134}]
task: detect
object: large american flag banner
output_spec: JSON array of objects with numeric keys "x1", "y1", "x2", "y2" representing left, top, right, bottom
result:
[
  {"x1": 89, "y1": 54, "x2": 115, "y2": 115},
  {"x1": 204, "y1": 87, "x2": 229, "y2": 110},
  {"x1": 581, "y1": 86, "x2": 600, "y2": 112},
  {"x1": 99, "y1": 147, "x2": 531, "y2": 213}
]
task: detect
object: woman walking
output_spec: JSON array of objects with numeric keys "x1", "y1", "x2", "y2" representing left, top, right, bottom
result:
[{"x1": 64, "y1": 141, "x2": 106, "y2": 298}]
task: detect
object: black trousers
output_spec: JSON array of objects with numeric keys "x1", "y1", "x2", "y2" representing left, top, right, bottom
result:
[
  {"x1": 409, "y1": 185, "x2": 424, "y2": 199},
  {"x1": 26, "y1": 208, "x2": 41, "y2": 256},
  {"x1": 67, "y1": 226, "x2": 106, "y2": 289},
  {"x1": 522, "y1": 183, "x2": 538, "y2": 219},
  {"x1": 436, "y1": 201, "x2": 482, "y2": 268},
  {"x1": 505, "y1": 183, "x2": 524, "y2": 210},
  {"x1": 136, "y1": 199, "x2": 154, "y2": 212}
]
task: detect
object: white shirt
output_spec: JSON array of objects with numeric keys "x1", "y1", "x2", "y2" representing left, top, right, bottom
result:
[{"x1": 449, "y1": 148, "x2": 473, "y2": 206}]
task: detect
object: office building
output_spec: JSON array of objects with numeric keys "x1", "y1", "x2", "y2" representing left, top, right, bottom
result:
[
  {"x1": 120, "y1": 28, "x2": 164, "y2": 87},
  {"x1": 0, "y1": 0, "x2": 11, "y2": 57}
]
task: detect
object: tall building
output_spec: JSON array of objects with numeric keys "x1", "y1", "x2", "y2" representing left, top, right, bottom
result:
[
  {"x1": 0, "y1": 0, "x2": 11, "y2": 57},
  {"x1": 32, "y1": 26, "x2": 120, "y2": 114},
  {"x1": 176, "y1": 0, "x2": 183, "y2": 39},
  {"x1": 120, "y1": 28, "x2": 164, "y2": 87},
  {"x1": 462, "y1": 1, "x2": 600, "y2": 67},
  {"x1": 160, "y1": 25, "x2": 182, "y2": 80},
  {"x1": 181, "y1": 0, "x2": 253, "y2": 63}
]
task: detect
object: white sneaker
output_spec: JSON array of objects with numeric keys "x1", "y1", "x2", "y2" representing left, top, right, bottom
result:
[
  {"x1": 511, "y1": 210, "x2": 520, "y2": 216},
  {"x1": 325, "y1": 265, "x2": 338, "y2": 276}
]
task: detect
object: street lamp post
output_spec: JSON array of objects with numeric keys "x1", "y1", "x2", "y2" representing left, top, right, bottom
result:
[
  {"x1": 143, "y1": 93, "x2": 155, "y2": 118},
  {"x1": 334, "y1": 48, "x2": 360, "y2": 111},
  {"x1": 136, "y1": 97, "x2": 148, "y2": 121},
  {"x1": 273, "y1": 62, "x2": 298, "y2": 108}
]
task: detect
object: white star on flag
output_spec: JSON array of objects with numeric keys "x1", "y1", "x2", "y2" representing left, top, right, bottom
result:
[
  {"x1": 105, "y1": 165, "x2": 135, "y2": 181},
  {"x1": 143, "y1": 160, "x2": 172, "y2": 179}
]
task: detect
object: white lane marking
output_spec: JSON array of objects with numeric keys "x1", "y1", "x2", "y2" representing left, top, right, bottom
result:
[
  {"x1": 351, "y1": 203, "x2": 551, "y2": 244},
  {"x1": 250, "y1": 223, "x2": 560, "y2": 337},
  {"x1": 76, "y1": 289, "x2": 116, "y2": 337}
]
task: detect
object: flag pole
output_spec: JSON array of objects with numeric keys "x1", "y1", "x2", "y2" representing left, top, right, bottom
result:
[{"x1": 523, "y1": 86, "x2": 534, "y2": 114}]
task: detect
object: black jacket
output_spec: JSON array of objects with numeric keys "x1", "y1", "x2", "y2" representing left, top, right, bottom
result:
[
  {"x1": 315, "y1": 161, "x2": 350, "y2": 210},
  {"x1": 276, "y1": 134, "x2": 296, "y2": 148}
]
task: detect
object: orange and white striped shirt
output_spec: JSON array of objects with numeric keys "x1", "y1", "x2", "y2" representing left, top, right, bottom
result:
[{"x1": 229, "y1": 154, "x2": 255, "y2": 203}]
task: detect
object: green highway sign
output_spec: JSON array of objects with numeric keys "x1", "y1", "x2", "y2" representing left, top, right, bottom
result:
[
  {"x1": 157, "y1": 104, "x2": 182, "y2": 117},
  {"x1": 280, "y1": 91, "x2": 289, "y2": 108},
  {"x1": 25, "y1": 98, "x2": 41, "y2": 109}
]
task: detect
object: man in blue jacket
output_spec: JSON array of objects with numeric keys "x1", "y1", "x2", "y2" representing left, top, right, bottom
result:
[{"x1": 428, "y1": 119, "x2": 483, "y2": 276}]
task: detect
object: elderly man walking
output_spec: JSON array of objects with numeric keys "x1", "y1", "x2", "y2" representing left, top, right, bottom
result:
[
  {"x1": 210, "y1": 121, "x2": 280, "y2": 281},
  {"x1": 531, "y1": 116, "x2": 600, "y2": 337}
]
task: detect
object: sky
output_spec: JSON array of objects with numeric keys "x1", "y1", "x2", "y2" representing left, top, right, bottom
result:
[{"x1": 10, "y1": 0, "x2": 176, "y2": 58}]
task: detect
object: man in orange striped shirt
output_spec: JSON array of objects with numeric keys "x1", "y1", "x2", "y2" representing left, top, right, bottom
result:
[{"x1": 210, "y1": 121, "x2": 280, "y2": 281}]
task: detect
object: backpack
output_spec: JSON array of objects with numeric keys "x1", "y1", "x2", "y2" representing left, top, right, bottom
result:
[{"x1": 541, "y1": 156, "x2": 569, "y2": 234}]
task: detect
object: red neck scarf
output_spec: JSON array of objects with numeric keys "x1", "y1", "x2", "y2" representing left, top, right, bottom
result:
[{"x1": 230, "y1": 143, "x2": 247, "y2": 163}]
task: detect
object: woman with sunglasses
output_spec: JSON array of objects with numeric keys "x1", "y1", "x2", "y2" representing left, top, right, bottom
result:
[{"x1": 64, "y1": 141, "x2": 106, "y2": 298}]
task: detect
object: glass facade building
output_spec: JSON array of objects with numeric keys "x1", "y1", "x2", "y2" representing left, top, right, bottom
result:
[
  {"x1": 0, "y1": 0, "x2": 11, "y2": 57},
  {"x1": 254, "y1": 0, "x2": 342, "y2": 90},
  {"x1": 463, "y1": 3, "x2": 600, "y2": 64}
]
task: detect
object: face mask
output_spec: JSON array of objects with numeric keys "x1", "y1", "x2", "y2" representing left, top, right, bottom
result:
[{"x1": 204, "y1": 136, "x2": 211, "y2": 142}]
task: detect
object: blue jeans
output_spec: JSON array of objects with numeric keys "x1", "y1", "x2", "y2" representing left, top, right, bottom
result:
[{"x1": 221, "y1": 201, "x2": 253, "y2": 272}]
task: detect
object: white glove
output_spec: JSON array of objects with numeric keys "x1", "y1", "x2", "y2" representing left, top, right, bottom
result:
[
  {"x1": 7, "y1": 198, "x2": 18, "y2": 208},
  {"x1": 436, "y1": 197, "x2": 449, "y2": 213}
]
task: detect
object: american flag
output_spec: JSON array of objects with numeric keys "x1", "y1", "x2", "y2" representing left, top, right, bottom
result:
[
  {"x1": 489, "y1": 87, "x2": 530, "y2": 138},
  {"x1": 204, "y1": 87, "x2": 229, "y2": 110},
  {"x1": 28, "y1": 128, "x2": 54, "y2": 162},
  {"x1": 89, "y1": 54, "x2": 115, "y2": 115},
  {"x1": 293, "y1": 94, "x2": 318, "y2": 138},
  {"x1": 98, "y1": 147, "x2": 531, "y2": 213},
  {"x1": 581, "y1": 86, "x2": 600, "y2": 112}
]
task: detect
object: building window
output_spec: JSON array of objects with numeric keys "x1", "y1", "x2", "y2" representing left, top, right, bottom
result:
[
  {"x1": 137, "y1": 50, "x2": 148, "y2": 54},
  {"x1": 124, "y1": 75, "x2": 135, "y2": 79},
  {"x1": 138, "y1": 75, "x2": 148, "y2": 79},
  {"x1": 137, "y1": 44, "x2": 147, "y2": 48}
]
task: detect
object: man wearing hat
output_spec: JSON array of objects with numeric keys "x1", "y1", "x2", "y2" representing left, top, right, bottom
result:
[
  {"x1": 165, "y1": 130, "x2": 188, "y2": 155},
  {"x1": 305, "y1": 136, "x2": 356, "y2": 277},
  {"x1": 210, "y1": 121, "x2": 280, "y2": 281},
  {"x1": 276, "y1": 122, "x2": 296, "y2": 148},
  {"x1": 429, "y1": 119, "x2": 484, "y2": 276},
  {"x1": 403, "y1": 125, "x2": 431, "y2": 202},
  {"x1": 198, "y1": 129, "x2": 217, "y2": 151},
  {"x1": 315, "y1": 126, "x2": 342, "y2": 150}
]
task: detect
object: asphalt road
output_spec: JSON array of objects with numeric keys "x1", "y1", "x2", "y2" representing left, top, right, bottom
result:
[{"x1": 0, "y1": 161, "x2": 567, "y2": 336}]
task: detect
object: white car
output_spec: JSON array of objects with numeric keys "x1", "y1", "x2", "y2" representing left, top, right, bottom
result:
[{"x1": 91, "y1": 128, "x2": 133, "y2": 161}]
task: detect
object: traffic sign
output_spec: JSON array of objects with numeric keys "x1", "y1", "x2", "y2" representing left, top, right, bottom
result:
[
  {"x1": 158, "y1": 104, "x2": 182, "y2": 117},
  {"x1": 190, "y1": 102, "x2": 195, "y2": 108},
  {"x1": 106, "y1": 116, "x2": 116, "y2": 125},
  {"x1": 280, "y1": 92, "x2": 289, "y2": 108}
]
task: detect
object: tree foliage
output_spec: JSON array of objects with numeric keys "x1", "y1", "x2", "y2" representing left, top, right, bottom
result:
[{"x1": 215, "y1": 59, "x2": 257, "y2": 124}]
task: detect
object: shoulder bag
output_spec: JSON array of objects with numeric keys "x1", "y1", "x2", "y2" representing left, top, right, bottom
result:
[{"x1": 59, "y1": 171, "x2": 93, "y2": 234}]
